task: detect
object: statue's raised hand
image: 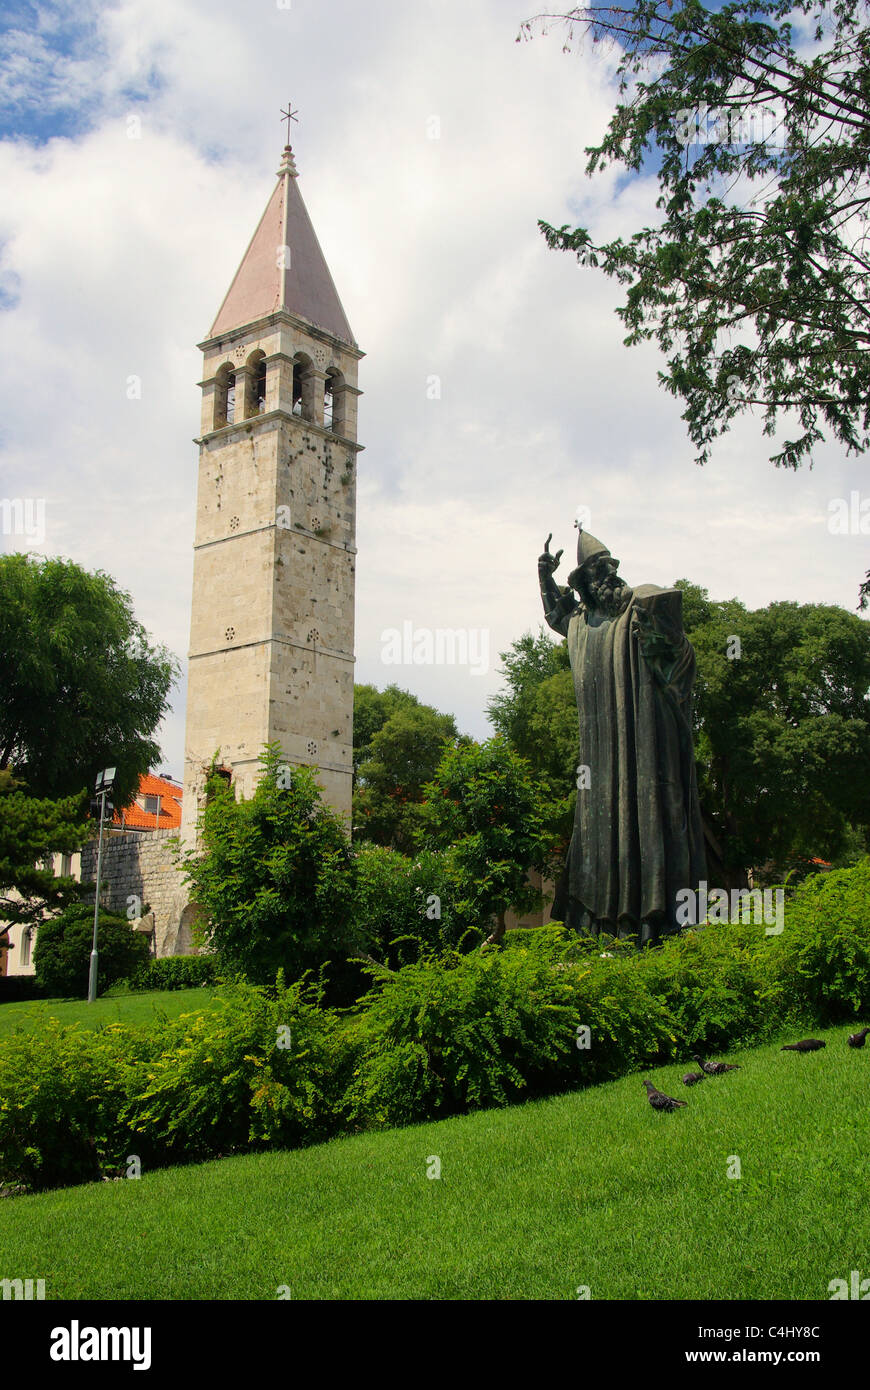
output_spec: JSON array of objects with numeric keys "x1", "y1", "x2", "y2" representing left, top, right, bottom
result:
[{"x1": 538, "y1": 533, "x2": 563, "y2": 574}]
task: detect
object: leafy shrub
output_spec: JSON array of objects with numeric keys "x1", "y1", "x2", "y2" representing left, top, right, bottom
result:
[
  {"x1": 33, "y1": 903, "x2": 151, "y2": 998},
  {"x1": 762, "y1": 859, "x2": 870, "y2": 1023},
  {"x1": 353, "y1": 843, "x2": 481, "y2": 966},
  {"x1": 639, "y1": 919, "x2": 775, "y2": 1051},
  {"x1": 0, "y1": 980, "x2": 354, "y2": 1191},
  {"x1": 0, "y1": 1018, "x2": 159, "y2": 1191},
  {"x1": 4, "y1": 861, "x2": 869, "y2": 1194},
  {"x1": 119, "y1": 954, "x2": 220, "y2": 992},
  {"x1": 121, "y1": 978, "x2": 353, "y2": 1162},
  {"x1": 181, "y1": 746, "x2": 359, "y2": 988},
  {"x1": 347, "y1": 931, "x2": 589, "y2": 1126}
]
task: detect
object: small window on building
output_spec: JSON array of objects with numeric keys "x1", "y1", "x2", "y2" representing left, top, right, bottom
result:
[
  {"x1": 20, "y1": 927, "x2": 32, "y2": 969},
  {"x1": 143, "y1": 795, "x2": 160, "y2": 814},
  {"x1": 215, "y1": 363, "x2": 236, "y2": 429},
  {"x1": 243, "y1": 351, "x2": 267, "y2": 420},
  {"x1": 324, "y1": 368, "x2": 344, "y2": 434},
  {"x1": 60, "y1": 854, "x2": 72, "y2": 877},
  {"x1": 292, "y1": 362, "x2": 304, "y2": 417}
]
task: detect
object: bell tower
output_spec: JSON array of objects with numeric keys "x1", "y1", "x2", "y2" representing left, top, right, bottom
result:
[{"x1": 180, "y1": 135, "x2": 362, "y2": 846}]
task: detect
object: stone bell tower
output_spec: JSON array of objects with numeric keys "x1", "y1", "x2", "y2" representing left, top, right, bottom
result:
[{"x1": 180, "y1": 136, "x2": 362, "y2": 847}]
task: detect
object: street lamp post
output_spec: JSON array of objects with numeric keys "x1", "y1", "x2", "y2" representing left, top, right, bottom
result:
[{"x1": 88, "y1": 767, "x2": 115, "y2": 1003}]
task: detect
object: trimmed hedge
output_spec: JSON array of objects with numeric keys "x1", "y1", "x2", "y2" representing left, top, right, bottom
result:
[
  {"x1": 120, "y1": 954, "x2": 220, "y2": 993},
  {"x1": 0, "y1": 975, "x2": 47, "y2": 1004},
  {"x1": 2, "y1": 860, "x2": 868, "y2": 1193}
]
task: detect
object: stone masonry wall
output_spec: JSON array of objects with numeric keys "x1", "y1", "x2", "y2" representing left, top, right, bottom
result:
[{"x1": 80, "y1": 829, "x2": 192, "y2": 958}]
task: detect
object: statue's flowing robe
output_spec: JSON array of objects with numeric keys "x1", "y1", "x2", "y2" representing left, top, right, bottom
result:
[{"x1": 543, "y1": 581, "x2": 706, "y2": 942}]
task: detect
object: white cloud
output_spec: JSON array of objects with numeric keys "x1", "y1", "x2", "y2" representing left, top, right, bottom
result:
[{"x1": 0, "y1": 0, "x2": 865, "y2": 775}]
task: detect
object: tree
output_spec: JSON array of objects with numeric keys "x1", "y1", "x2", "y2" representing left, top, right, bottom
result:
[
  {"x1": 523, "y1": 1, "x2": 870, "y2": 598},
  {"x1": 0, "y1": 553, "x2": 179, "y2": 807},
  {"x1": 676, "y1": 580, "x2": 870, "y2": 871},
  {"x1": 33, "y1": 902, "x2": 149, "y2": 998},
  {"x1": 353, "y1": 695, "x2": 462, "y2": 851},
  {"x1": 416, "y1": 738, "x2": 558, "y2": 944},
  {"x1": 352, "y1": 843, "x2": 476, "y2": 966},
  {"x1": 0, "y1": 769, "x2": 89, "y2": 951},
  {"x1": 352, "y1": 683, "x2": 430, "y2": 779},
  {"x1": 181, "y1": 746, "x2": 358, "y2": 986},
  {"x1": 487, "y1": 629, "x2": 577, "y2": 821}
]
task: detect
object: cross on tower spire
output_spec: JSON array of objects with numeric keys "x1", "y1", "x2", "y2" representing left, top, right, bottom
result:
[{"x1": 280, "y1": 102, "x2": 299, "y2": 147}]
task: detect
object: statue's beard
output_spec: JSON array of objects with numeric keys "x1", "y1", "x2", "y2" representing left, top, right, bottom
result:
[{"x1": 584, "y1": 575, "x2": 631, "y2": 618}]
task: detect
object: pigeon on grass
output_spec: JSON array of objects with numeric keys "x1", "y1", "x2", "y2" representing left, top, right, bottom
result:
[
  {"x1": 682, "y1": 1071, "x2": 705, "y2": 1086},
  {"x1": 643, "y1": 1080, "x2": 687, "y2": 1112},
  {"x1": 780, "y1": 1039, "x2": 826, "y2": 1052},
  {"x1": 848, "y1": 1027, "x2": 870, "y2": 1048},
  {"x1": 691, "y1": 1053, "x2": 740, "y2": 1076}
]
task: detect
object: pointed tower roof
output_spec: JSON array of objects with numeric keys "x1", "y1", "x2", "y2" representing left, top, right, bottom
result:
[{"x1": 209, "y1": 144, "x2": 356, "y2": 346}]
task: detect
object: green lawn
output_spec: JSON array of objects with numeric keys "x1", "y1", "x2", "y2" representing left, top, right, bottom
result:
[
  {"x1": 0, "y1": 987, "x2": 223, "y2": 1038},
  {"x1": 1, "y1": 1021, "x2": 868, "y2": 1300}
]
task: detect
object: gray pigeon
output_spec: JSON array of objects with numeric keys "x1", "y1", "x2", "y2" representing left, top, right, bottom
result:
[
  {"x1": 692, "y1": 1052, "x2": 740, "y2": 1075},
  {"x1": 643, "y1": 1080, "x2": 687, "y2": 1111},
  {"x1": 848, "y1": 1027, "x2": 870, "y2": 1048},
  {"x1": 682, "y1": 1071, "x2": 705, "y2": 1086},
  {"x1": 781, "y1": 1039, "x2": 826, "y2": 1052}
]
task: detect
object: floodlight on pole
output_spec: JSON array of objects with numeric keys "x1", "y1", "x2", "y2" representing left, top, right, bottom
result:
[{"x1": 88, "y1": 768, "x2": 116, "y2": 1003}]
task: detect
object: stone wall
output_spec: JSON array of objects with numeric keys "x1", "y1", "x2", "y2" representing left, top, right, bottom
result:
[
  {"x1": 80, "y1": 830, "x2": 193, "y2": 958},
  {"x1": 504, "y1": 871, "x2": 557, "y2": 931}
]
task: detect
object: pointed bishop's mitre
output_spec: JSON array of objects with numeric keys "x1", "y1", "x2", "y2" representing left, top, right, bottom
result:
[{"x1": 568, "y1": 527, "x2": 611, "y2": 590}]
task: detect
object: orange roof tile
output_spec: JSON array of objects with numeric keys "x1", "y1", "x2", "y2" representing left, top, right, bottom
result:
[{"x1": 113, "y1": 772, "x2": 183, "y2": 831}]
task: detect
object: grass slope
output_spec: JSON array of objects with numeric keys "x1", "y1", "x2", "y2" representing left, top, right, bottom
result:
[
  {"x1": 0, "y1": 987, "x2": 223, "y2": 1039},
  {"x1": 1, "y1": 1022, "x2": 868, "y2": 1301}
]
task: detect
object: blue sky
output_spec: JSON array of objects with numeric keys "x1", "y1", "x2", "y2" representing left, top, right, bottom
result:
[{"x1": 0, "y1": 3, "x2": 105, "y2": 143}]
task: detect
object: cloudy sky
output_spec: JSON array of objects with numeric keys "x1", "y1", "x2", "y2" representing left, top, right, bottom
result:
[{"x1": 1, "y1": 0, "x2": 866, "y2": 778}]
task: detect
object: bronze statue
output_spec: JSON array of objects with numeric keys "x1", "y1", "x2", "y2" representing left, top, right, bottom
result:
[{"x1": 539, "y1": 524, "x2": 706, "y2": 944}]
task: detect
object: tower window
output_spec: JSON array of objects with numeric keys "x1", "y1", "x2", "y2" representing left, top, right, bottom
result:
[
  {"x1": 215, "y1": 363, "x2": 236, "y2": 429},
  {"x1": 244, "y1": 350, "x2": 267, "y2": 419},
  {"x1": 291, "y1": 353, "x2": 315, "y2": 421},
  {"x1": 324, "y1": 368, "x2": 345, "y2": 434},
  {"x1": 292, "y1": 362, "x2": 304, "y2": 417}
]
